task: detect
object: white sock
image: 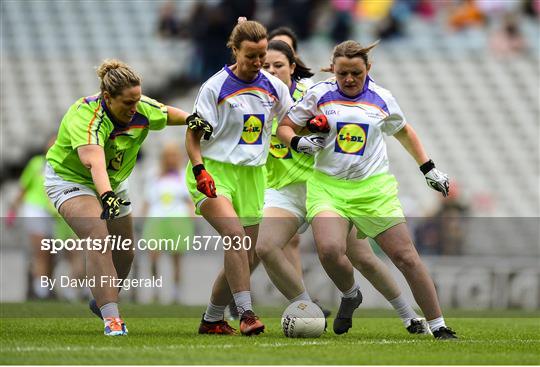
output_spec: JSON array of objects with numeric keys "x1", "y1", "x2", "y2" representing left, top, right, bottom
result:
[
  {"x1": 204, "y1": 302, "x2": 226, "y2": 322},
  {"x1": 100, "y1": 302, "x2": 120, "y2": 320},
  {"x1": 342, "y1": 283, "x2": 360, "y2": 299},
  {"x1": 427, "y1": 316, "x2": 446, "y2": 332},
  {"x1": 290, "y1": 290, "x2": 311, "y2": 303},
  {"x1": 232, "y1": 291, "x2": 252, "y2": 316},
  {"x1": 388, "y1": 294, "x2": 419, "y2": 326}
]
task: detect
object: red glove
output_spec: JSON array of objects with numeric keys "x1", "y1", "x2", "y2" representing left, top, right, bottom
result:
[
  {"x1": 307, "y1": 114, "x2": 330, "y2": 133},
  {"x1": 192, "y1": 164, "x2": 217, "y2": 198}
]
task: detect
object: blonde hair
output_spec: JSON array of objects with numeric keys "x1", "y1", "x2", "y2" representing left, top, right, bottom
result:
[
  {"x1": 226, "y1": 20, "x2": 267, "y2": 53},
  {"x1": 322, "y1": 40, "x2": 379, "y2": 72},
  {"x1": 96, "y1": 59, "x2": 141, "y2": 97}
]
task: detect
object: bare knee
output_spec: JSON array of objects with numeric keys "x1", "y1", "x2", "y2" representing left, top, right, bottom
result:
[
  {"x1": 255, "y1": 241, "x2": 273, "y2": 261},
  {"x1": 256, "y1": 234, "x2": 283, "y2": 260},
  {"x1": 391, "y1": 248, "x2": 421, "y2": 271},
  {"x1": 317, "y1": 241, "x2": 343, "y2": 265}
]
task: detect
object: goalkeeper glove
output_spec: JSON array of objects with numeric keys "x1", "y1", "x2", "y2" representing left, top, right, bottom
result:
[
  {"x1": 192, "y1": 164, "x2": 217, "y2": 198},
  {"x1": 187, "y1": 113, "x2": 213, "y2": 140},
  {"x1": 100, "y1": 191, "x2": 131, "y2": 220},
  {"x1": 290, "y1": 135, "x2": 325, "y2": 155},
  {"x1": 420, "y1": 159, "x2": 449, "y2": 197},
  {"x1": 306, "y1": 114, "x2": 330, "y2": 133}
]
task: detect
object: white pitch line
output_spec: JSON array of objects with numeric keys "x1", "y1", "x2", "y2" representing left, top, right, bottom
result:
[{"x1": 3, "y1": 339, "x2": 538, "y2": 353}]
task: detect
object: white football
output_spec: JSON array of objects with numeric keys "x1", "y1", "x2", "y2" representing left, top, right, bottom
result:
[{"x1": 281, "y1": 300, "x2": 326, "y2": 338}]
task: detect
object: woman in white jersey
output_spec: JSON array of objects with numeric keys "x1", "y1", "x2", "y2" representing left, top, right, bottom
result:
[
  {"x1": 258, "y1": 39, "x2": 430, "y2": 335},
  {"x1": 278, "y1": 40, "x2": 457, "y2": 339},
  {"x1": 185, "y1": 19, "x2": 293, "y2": 335}
]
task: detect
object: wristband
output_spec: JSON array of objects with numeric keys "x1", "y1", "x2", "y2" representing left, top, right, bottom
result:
[
  {"x1": 192, "y1": 164, "x2": 205, "y2": 176},
  {"x1": 290, "y1": 136, "x2": 301, "y2": 152},
  {"x1": 419, "y1": 159, "x2": 435, "y2": 175}
]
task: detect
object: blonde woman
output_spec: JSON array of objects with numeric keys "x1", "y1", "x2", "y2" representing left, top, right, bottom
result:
[{"x1": 45, "y1": 59, "x2": 210, "y2": 336}]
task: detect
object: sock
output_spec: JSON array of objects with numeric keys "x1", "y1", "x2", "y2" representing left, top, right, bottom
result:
[
  {"x1": 342, "y1": 283, "x2": 360, "y2": 299},
  {"x1": 232, "y1": 291, "x2": 252, "y2": 316},
  {"x1": 388, "y1": 294, "x2": 420, "y2": 327},
  {"x1": 100, "y1": 302, "x2": 120, "y2": 320},
  {"x1": 290, "y1": 290, "x2": 311, "y2": 303},
  {"x1": 33, "y1": 278, "x2": 50, "y2": 299},
  {"x1": 203, "y1": 302, "x2": 226, "y2": 322},
  {"x1": 427, "y1": 316, "x2": 446, "y2": 332}
]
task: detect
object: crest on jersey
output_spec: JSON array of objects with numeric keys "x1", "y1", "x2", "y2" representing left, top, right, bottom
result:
[
  {"x1": 334, "y1": 122, "x2": 369, "y2": 155},
  {"x1": 269, "y1": 135, "x2": 292, "y2": 159},
  {"x1": 238, "y1": 114, "x2": 264, "y2": 145}
]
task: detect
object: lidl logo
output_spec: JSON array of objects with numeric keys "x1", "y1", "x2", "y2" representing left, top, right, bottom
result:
[
  {"x1": 334, "y1": 122, "x2": 369, "y2": 155},
  {"x1": 239, "y1": 114, "x2": 264, "y2": 145},
  {"x1": 269, "y1": 135, "x2": 292, "y2": 159}
]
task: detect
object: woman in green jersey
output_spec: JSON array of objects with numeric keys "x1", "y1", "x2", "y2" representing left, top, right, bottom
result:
[{"x1": 45, "y1": 59, "x2": 209, "y2": 336}]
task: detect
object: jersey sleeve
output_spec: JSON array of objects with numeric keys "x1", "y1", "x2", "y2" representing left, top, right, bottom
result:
[
  {"x1": 380, "y1": 93, "x2": 407, "y2": 136},
  {"x1": 69, "y1": 103, "x2": 110, "y2": 149},
  {"x1": 287, "y1": 87, "x2": 320, "y2": 127},
  {"x1": 193, "y1": 84, "x2": 219, "y2": 130},
  {"x1": 139, "y1": 95, "x2": 168, "y2": 131},
  {"x1": 19, "y1": 156, "x2": 40, "y2": 190}
]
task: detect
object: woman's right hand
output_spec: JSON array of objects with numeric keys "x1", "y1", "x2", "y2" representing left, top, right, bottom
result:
[
  {"x1": 100, "y1": 191, "x2": 131, "y2": 220},
  {"x1": 192, "y1": 164, "x2": 217, "y2": 198},
  {"x1": 306, "y1": 114, "x2": 330, "y2": 133}
]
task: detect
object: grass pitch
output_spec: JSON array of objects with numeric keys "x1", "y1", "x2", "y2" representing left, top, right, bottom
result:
[{"x1": 1, "y1": 303, "x2": 539, "y2": 365}]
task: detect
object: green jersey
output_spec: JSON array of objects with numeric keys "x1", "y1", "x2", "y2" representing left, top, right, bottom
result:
[
  {"x1": 46, "y1": 94, "x2": 168, "y2": 191},
  {"x1": 20, "y1": 155, "x2": 54, "y2": 212},
  {"x1": 266, "y1": 81, "x2": 314, "y2": 190}
]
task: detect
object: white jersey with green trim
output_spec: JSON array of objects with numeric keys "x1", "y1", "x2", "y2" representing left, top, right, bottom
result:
[
  {"x1": 288, "y1": 76, "x2": 406, "y2": 181},
  {"x1": 194, "y1": 66, "x2": 293, "y2": 166}
]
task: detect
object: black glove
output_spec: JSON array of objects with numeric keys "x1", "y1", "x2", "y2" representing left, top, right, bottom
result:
[
  {"x1": 420, "y1": 159, "x2": 450, "y2": 197},
  {"x1": 100, "y1": 191, "x2": 131, "y2": 220},
  {"x1": 187, "y1": 113, "x2": 213, "y2": 140}
]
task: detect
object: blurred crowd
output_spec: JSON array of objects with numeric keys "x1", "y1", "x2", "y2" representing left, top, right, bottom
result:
[{"x1": 156, "y1": 0, "x2": 538, "y2": 86}]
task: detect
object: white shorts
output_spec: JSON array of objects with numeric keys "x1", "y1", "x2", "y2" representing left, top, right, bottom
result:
[
  {"x1": 21, "y1": 203, "x2": 54, "y2": 236},
  {"x1": 264, "y1": 182, "x2": 309, "y2": 234},
  {"x1": 44, "y1": 163, "x2": 132, "y2": 218}
]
